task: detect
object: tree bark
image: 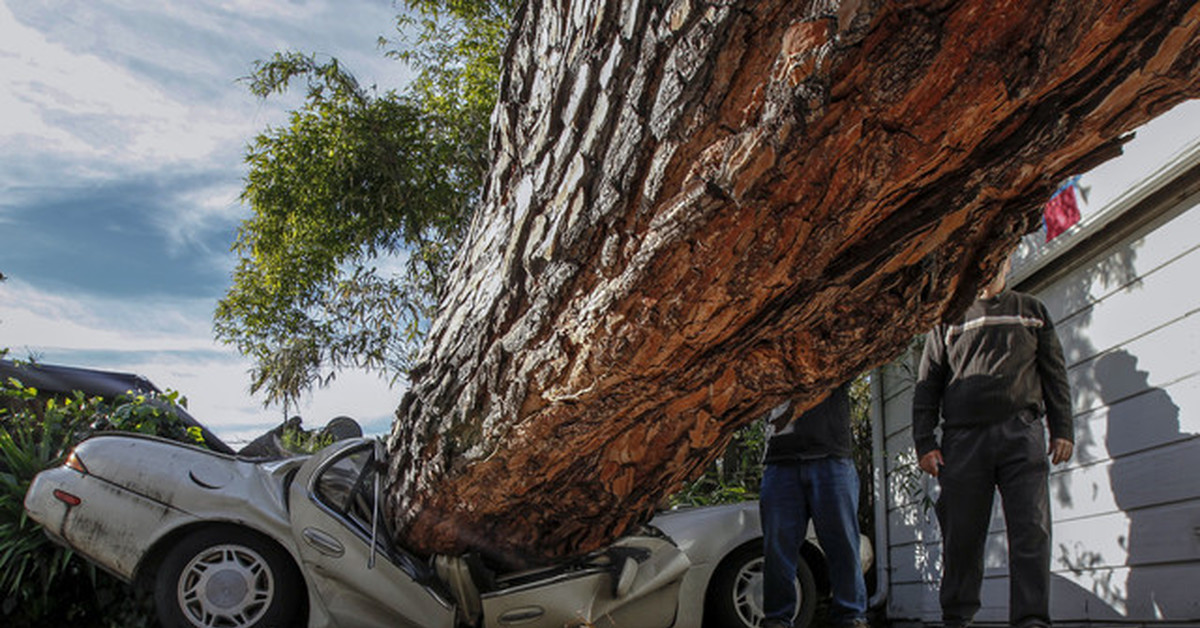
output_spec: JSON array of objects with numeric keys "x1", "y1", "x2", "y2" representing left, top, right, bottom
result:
[{"x1": 385, "y1": 0, "x2": 1200, "y2": 567}]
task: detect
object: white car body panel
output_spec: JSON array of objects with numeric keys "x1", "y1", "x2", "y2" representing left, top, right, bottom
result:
[
  {"x1": 651, "y1": 500, "x2": 874, "y2": 628},
  {"x1": 25, "y1": 435, "x2": 299, "y2": 578},
  {"x1": 477, "y1": 535, "x2": 689, "y2": 628},
  {"x1": 287, "y1": 443, "x2": 457, "y2": 628},
  {"x1": 650, "y1": 502, "x2": 766, "y2": 628},
  {"x1": 26, "y1": 462, "x2": 195, "y2": 578}
]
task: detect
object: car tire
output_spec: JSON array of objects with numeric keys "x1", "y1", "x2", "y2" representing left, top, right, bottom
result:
[
  {"x1": 705, "y1": 541, "x2": 817, "y2": 628},
  {"x1": 154, "y1": 526, "x2": 302, "y2": 628}
]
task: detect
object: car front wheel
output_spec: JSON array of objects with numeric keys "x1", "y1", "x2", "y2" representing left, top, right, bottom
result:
[
  {"x1": 705, "y1": 541, "x2": 817, "y2": 628},
  {"x1": 155, "y1": 526, "x2": 302, "y2": 628}
]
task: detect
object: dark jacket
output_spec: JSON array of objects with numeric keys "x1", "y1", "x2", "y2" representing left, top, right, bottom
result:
[
  {"x1": 912, "y1": 289, "x2": 1073, "y2": 457},
  {"x1": 765, "y1": 382, "x2": 853, "y2": 463}
]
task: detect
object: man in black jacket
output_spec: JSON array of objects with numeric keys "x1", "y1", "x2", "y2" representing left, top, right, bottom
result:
[
  {"x1": 913, "y1": 254, "x2": 1074, "y2": 628},
  {"x1": 761, "y1": 382, "x2": 868, "y2": 628}
]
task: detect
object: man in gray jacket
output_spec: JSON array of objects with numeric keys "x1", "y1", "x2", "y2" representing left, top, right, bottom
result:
[{"x1": 912, "y1": 254, "x2": 1074, "y2": 628}]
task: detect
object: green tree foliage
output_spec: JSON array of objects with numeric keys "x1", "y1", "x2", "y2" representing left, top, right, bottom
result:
[
  {"x1": 0, "y1": 369, "x2": 207, "y2": 627},
  {"x1": 386, "y1": 0, "x2": 513, "y2": 179},
  {"x1": 215, "y1": 1, "x2": 513, "y2": 409},
  {"x1": 669, "y1": 419, "x2": 769, "y2": 507}
]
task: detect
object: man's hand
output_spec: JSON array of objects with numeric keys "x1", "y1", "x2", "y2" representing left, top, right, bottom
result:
[
  {"x1": 1049, "y1": 438, "x2": 1074, "y2": 465},
  {"x1": 919, "y1": 450, "x2": 944, "y2": 477}
]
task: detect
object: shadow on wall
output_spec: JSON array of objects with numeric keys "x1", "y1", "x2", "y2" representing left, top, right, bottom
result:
[
  {"x1": 1096, "y1": 349, "x2": 1198, "y2": 621},
  {"x1": 889, "y1": 202, "x2": 1200, "y2": 621},
  {"x1": 1045, "y1": 244, "x2": 1140, "y2": 508},
  {"x1": 988, "y1": 219, "x2": 1200, "y2": 619}
]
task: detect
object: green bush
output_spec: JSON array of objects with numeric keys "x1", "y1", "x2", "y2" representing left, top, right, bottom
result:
[
  {"x1": 0, "y1": 371, "x2": 205, "y2": 627},
  {"x1": 669, "y1": 419, "x2": 768, "y2": 508},
  {"x1": 280, "y1": 421, "x2": 336, "y2": 454}
]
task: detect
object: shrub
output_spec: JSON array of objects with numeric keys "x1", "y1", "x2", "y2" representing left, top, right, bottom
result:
[{"x1": 0, "y1": 372, "x2": 204, "y2": 627}]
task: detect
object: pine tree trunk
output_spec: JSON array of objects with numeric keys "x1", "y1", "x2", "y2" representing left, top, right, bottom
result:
[{"x1": 385, "y1": 0, "x2": 1200, "y2": 567}]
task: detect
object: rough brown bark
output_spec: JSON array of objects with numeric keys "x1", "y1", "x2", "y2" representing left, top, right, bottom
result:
[{"x1": 385, "y1": 0, "x2": 1200, "y2": 567}]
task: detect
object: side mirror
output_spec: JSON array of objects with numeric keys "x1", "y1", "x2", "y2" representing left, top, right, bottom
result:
[{"x1": 614, "y1": 556, "x2": 638, "y2": 598}]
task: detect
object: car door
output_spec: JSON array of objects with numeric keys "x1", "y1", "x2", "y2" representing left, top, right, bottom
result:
[{"x1": 288, "y1": 441, "x2": 455, "y2": 628}]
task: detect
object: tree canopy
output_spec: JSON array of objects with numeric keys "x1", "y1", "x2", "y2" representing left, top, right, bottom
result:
[{"x1": 215, "y1": 0, "x2": 512, "y2": 407}]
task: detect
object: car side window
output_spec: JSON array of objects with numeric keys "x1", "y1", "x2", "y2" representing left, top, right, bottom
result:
[
  {"x1": 310, "y1": 444, "x2": 436, "y2": 582},
  {"x1": 314, "y1": 448, "x2": 372, "y2": 521}
]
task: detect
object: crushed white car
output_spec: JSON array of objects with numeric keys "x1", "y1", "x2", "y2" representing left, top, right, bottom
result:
[
  {"x1": 26, "y1": 433, "x2": 872, "y2": 628},
  {"x1": 19, "y1": 361, "x2": 872, "y2": 628}
]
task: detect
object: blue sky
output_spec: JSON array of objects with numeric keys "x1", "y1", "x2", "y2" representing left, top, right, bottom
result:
[{"x1": 0, "y1": 0, "x2": 414, "y2": 443}]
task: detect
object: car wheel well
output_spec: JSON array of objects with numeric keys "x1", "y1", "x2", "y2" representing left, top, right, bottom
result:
[
  {"x1": 702, "y1": 537, "x2": 821, "y2": 628},
  {"x1": 135, "y1": 522, "x2": 309, "y2": 616},
  {"x1": 704, "y1": 538, "x2": 759, "y2": 599},
  {"x1": 703, "y1": 538, "x2": 828, "y2": 599}
]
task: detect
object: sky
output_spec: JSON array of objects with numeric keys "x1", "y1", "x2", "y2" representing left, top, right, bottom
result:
[{"x1": 0, "y1": 0, "x2": 416, "y2": 444}]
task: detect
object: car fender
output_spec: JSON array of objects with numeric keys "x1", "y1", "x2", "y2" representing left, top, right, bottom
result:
[
  {"x1": 26, "y1": 434, "x2": 305, "y2": 590},
  {"x1": 648, "y1": 502, "x2": 765, "y2": 628}
]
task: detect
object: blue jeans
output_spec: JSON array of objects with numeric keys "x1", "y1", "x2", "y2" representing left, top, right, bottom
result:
[{"x1": 761, "y1": 457, "x2": 867, "y2": 627}]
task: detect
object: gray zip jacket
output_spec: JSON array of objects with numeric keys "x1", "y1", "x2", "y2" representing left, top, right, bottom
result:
[{"x1": 912, "y1": 289, "x2": 1073, "y2": 457}]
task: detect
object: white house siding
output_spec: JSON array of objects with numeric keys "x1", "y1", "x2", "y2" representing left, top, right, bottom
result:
[{"x1": 875, "y1": 101, "x2": 1200, "y2": 625}]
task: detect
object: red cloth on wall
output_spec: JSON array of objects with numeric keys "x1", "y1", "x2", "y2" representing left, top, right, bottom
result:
[{"x1": 1044, "y1": 184, "x2": 1081, "y2": 241}]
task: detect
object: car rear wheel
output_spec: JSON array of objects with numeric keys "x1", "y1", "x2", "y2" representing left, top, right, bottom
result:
[
  {"x1": 155, "y1": 526, "x2": 302, "y2": 628},
  {"x1": 705, "y1": 541, "x2": 817, "y2": 628}
]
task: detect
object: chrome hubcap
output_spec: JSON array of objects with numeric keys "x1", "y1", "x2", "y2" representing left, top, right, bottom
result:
[
  {"x1": 178, "y1": 544, "x2": 274, "y2": 627},
  {"x1": 732, "y1": 556, "x2": 802, "y2": 628}
]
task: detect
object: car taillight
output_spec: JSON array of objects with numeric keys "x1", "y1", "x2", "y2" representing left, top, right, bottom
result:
[
  {"x1": 65, "y1": 451, "x2": 88, "y2": 474},
  {"x1": 53, "y1": 489, "x2": 82, "y2": 506}
]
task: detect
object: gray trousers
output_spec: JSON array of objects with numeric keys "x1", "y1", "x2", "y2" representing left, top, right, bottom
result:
[{"x1": 935, "y1": 413, "x2": 1051, "y2": 628}]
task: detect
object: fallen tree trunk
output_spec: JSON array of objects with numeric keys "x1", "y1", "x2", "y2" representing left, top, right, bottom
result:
[{"x1": 385, "y1": 0, "x2": 1200, "y2": 567}]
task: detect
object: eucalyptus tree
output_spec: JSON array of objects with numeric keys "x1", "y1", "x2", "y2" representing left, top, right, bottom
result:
[
  {"x1": 221, "y1": 0, "x2": 1200, "y2": 569},
  {"x1": 382, "y1": 0, "x2": 1200, "y2": 567}
]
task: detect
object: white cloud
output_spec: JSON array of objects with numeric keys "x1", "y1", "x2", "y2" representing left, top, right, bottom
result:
[
  {"x1": 210, "y1": 0, "x2": 326, "y2": 23},
  {"x1": 156, "y1": 179, "x2": 248, "y2": 262},
  {"x1": 0, "y1": 0, "x2": 407, "y2": 179},
  {"x1": 132, "y1": 349, "x2": 402, "y2": 446},
  {"x1": 1, "y1": 278, "x2": 215, "y2": 353},
  {"x1": 0, "y1": 2, "x2": 248, "y2": 173},
  {"x1": 1, "y1": 0, "x2": 412, "y2": 444}
]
